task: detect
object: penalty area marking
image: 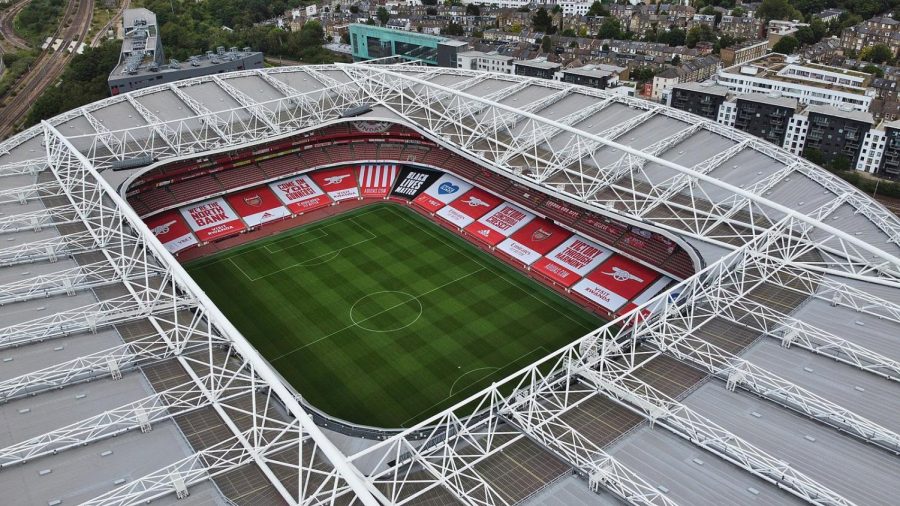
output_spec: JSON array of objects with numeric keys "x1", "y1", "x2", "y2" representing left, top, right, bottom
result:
[{"x1": 349, "y1": 291, "x2": 423, "y2": 333}]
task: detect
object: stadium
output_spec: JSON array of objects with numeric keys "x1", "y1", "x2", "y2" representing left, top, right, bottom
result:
[{"x1": 0, "y1": 62, "x2": 897, "y2": 505}]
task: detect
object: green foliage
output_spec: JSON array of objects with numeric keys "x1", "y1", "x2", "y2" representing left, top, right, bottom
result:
[
  {"x1": 0, "y1": 51, "x2": 38, "y2": 98},
  {"x1": 24, "y1": 42, "x2": 121, "y2": 127},
  {"x1": 861, "y1": 64, "x2": 884, "y2": 77},
  {"x1": 587, "y1": 0, "x2": 610, "y2": 16},
  {"x1": 754, "y1": 0, "x2": 802, "y2": 22},
  {"x1": 532, "y1": 7, "x2": 556, "y2": 34},
  {"x1": 631, "y1": 67, "x2": 656, "y2": 83},
  {"x1": 14, "y1": 0, "x2": 65, "y2": 43},
  {"x1": 444, "y1": 21, "x2": 464, "y2": 36},
  {"x1": 860, "y1": 44, "x2": 894, "y2": 64},
  {"x1": 685, "y1": 25, "x2": 715, "y2": 48},
  {"x1": 771, "y1": 35, "x2": 800, "y2": 54},
  {"x1": 376, "y1": 6, "x2": 389, "y2": 25},
  {"x1": 598, "y1": 17, "x2": 623, "y2": 39}
]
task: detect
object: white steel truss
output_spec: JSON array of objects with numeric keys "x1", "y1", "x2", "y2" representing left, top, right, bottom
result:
[{"x1": 0, "y1": 65, "x2": 892, "y2": 505}]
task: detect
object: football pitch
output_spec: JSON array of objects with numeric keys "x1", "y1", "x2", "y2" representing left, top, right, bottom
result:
[{"x1": 186, "y1": 204, "x2": 603, "y2": 428}]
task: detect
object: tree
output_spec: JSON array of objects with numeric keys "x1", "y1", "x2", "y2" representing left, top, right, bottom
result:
[
  {"x1": 597, "y1": 17, "x2": 622, "y2": 39},
  {"x1": 376, "y1": 6, "x2": 389, "y2": 25},
  {"x1": 754, "y1": 0, "x2": 801, "y2": 22},
  {"x1": 794, "y1": 26, "x2": 816, "y2": 45},
  {"x1": 465, "y1": 3, "x2": 480, "y2": 15},
  {"x1": 771, "y1": 35, "x2": 800, "y2": 54},
  {"x1": 804, "y1": 147, "x2": 826, "y2": 167},
  {"x1": 532, "y1": 7, "x2": 555, "y2": 34},
  {"x1": 861, "y1": 44, "x2": 894, "y2": 64},
  {"x1": 862, "y1": 64, "x2": 884, "y2": 78},
  {"x1": 444, "y1": 21, "x2": 464, "y2": 36},
  {"x1": 542, "y1": 35, "x2": 552, "y2": 53},
  {"x1": 587, "y1": 0, "x2": 609, "y2": 16},
  {"x1": 830, "y1": 155, "x2": 850, "y2": 172}
]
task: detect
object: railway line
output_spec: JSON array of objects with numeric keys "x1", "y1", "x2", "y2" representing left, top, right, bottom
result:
[
  {"x1": 0, "y1": 0, "x2": 94, "y2": 139},
  {"x1": 0, "y1": 0, "x2": 32, "y2": 53}
]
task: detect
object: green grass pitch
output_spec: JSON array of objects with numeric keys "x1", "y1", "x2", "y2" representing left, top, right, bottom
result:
[{"x1": 186, "y1": 203, "x2": 603, "y2": 428}]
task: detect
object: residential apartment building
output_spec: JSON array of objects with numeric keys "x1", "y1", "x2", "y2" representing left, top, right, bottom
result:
[
  {"x1": 513, "y1": 58, "x2": 561, "y2": 80},
  {"x1": 715, "y1": 55, "x2": 874, "y2": 112},
  {"x1": 720, "y1": 39, "x2": 768, "y2": 67},
  {"x1": 840, "y1": 16, "x2": 900, "y2": 57},
  {"x1": 457, "y1": 50, "x2": 515, "y2": 74},
  {"x1": 718, "y1": 15, "x2": 764, "y2": 41},
  {"x1": 651, "y1": 55, "x2": 720, "y2": 101},
  {"x1": 666, "y1": 82, "x2": 894, "y2": 177}
]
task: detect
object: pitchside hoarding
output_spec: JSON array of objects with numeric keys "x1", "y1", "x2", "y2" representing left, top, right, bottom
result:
[
  {"x1": 146, "y1": 211, "x2": 198, "y2": 253},
  {"x1": 531, "y1": 235, "x2": 613, "y2": 287},
  {"x1": 464, "y1": 202, "x2": 535, "y2": 246},
  {"x1": 390, "y1": 166, "x2": 441, "y2": 199},
  {"x1": 225, "y1": 187, "x2": 290, "y2": 227},
  {"x1": 496, "y1": 218, "x2": 571, "y2": 265},
  {"x1": 269, "y1": 174, "x2": 331, "y2": 213},
  {"x1": 357, "y1": 164, "x2": 398, "y2": 198},
  {"x1": 310, "y1": 167, "x2": 359, "y2": 201},
  {"x1": 435, "y1": 187, "x2": 502, "y2": 227},
  {"x1": 180, "y1": 197, "x2": 247, "y2": 242},
  {"x1": 412, "y1": 173, "x2": 473, "y2": 212},
  {"x1": 571, "y1": 256, "x2": 660, "y2": 311}
]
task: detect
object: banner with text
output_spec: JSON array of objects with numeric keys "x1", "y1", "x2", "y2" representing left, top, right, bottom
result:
[
  {"x1": 532, "y1": 235, "x2": 613, "y2": 286},
  {"x1": 226, "y1": 187, "x2": 290, "y2": 227},
  {"x1": 572, "y1": 256, "x2": 660, "y2": 311},
  {"x1": 390, "y1": 166, "x2": 441, "y2": 199},
  {"x1": 311, "y1": 167, "x2": 359, "y2": 201},
  {"x1": 435, "y1": 187, "x2": 502, "y2": 227},
  {"x1": 497, "y1": 218, "x2": 571, "y2": 265},
  {"x1": 464, "y1": 202, "x2": 534, "y2": 246},
  {"x1": 358, "y1": 164, "x2": 398, "y2": 198},
  {"x1": 146, "y1": 212, "x2": 198, "y2": 253},
  {"x1": 269, "y1": 174, "x2": 331, "y2": 213},
  {"x1": 412, "y1": 173, "x2": 473, "y2": 212},
  {"x1": 180, "y1": 197, "x2": 246, "y2": 242}
]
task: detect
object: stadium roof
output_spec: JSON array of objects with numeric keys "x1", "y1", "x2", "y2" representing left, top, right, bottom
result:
[{"x1": 0, "y1": 63, "x2": 898, "y2": 505}]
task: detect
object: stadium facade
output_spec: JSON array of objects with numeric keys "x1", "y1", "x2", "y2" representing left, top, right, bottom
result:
[{"x1": 0, "y1": 62, "x2": 897, "y2": 505}]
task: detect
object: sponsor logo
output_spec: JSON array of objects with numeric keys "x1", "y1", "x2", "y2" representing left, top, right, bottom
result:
[
  {"x1": 151, "y1": 220, "x2": 176, "y2": 236},
  {"x1": 603, "y1": 267, "x2": 644, "y2": 283},
  {"x1": 243, "y1": 194, "x2": 263, "y2": 207},
  {"x1": 531, "y1": 227, "x2": 552, "y2": 242},
  {"x1": 463, "y1": 196, "x2": 491, "y2": 207},
  {"x1": 323, "y1": 174, "x2": 350, "y2": 186},
  {"x1": 438, "y1": 182, "x2": 459, "y2": 195}
]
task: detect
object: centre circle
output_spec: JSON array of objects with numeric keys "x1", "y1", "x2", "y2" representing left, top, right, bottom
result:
[{"x1": 349, "y1": 291, "x2": 423, "y2": 332}]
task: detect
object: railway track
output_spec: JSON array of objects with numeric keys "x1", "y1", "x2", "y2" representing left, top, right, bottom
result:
[
  {"x1": 0, "y1": 0, "x2": 93, "y2": 138},
  {"x1": 0, "y1": 0, "x2": 32, "y2": 53},
  {"x1": 90, "y1": 0, "x2": 127, "y2": 47}
]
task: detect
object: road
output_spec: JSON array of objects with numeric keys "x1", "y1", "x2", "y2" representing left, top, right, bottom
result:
[
  {"x1": 0, "y1": 0, "x2": 94, "y2": 139},
  {"x1": 0, "y1": 0, "x2": 32, "y2": 53}
]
